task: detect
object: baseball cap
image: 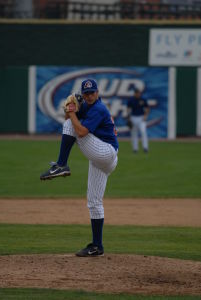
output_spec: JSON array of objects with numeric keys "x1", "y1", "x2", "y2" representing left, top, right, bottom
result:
[{"x1": 81, "y1": 79, "x2": 98, "y2": 94}]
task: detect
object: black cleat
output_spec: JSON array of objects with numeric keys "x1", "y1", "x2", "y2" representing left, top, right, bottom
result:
[
  {"x1": 40, "y1": 162, "x2": 71, "y2": 180},
  {"x1": 75, "y1": 243, "x2": 104, "y2": 257}
]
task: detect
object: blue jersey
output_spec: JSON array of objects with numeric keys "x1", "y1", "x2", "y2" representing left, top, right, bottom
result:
[
  {"x1": 127, "y1": 97, "x2": 148, "y2": 116},
  {"x1": 77, "y1": 98, "x2": 118, "y2": 150}
]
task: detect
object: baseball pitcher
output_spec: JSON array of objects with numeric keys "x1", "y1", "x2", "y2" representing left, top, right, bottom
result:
[{"x1": 40, "y1": 78, "x2": 119, "y2": 257}]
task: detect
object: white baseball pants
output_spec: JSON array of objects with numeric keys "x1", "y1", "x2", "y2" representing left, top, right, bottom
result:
[
  {"x1": 130, "y1": 116, "x2": 148, "y2": 151},
  {"x1": 63, "y1": 119, "x2": 118, "y2": 219}
]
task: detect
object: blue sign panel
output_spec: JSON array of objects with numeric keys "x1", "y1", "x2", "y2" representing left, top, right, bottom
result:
[{"x1": 36, "y1": 66, "x2": 168, "y2": 137}]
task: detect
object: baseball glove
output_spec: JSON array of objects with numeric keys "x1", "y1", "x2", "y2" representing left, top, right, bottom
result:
[
  {"x1": 127, "y1": 118, "x2": 133, "y2": 129},
  {"x1": 63, "y1": 93, "x2": 83, "y2": 113}
]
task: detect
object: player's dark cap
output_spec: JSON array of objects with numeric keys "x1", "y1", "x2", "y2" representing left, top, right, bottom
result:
[{"x1": 81, "y1": 79, "x2": 98, "y2": 94}]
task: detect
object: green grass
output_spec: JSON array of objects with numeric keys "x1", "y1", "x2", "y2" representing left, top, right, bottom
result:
[
  {"x1": 1, "y1": 288, "x2": 201, "y2": 300},
  {"x1": 0, "y1": 224, "x2": 201, "y2": 261},
  {"x1": 0, "y1": 140, "x2": 201, "y2": 198}
]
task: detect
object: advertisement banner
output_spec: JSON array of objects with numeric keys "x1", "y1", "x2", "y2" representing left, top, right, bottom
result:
[
  {"x1": 32, "y1": 66, "x2": 168, "y2": 137},
  {"x1": 149, "y1": 29, "x2": 201, "y2": 66}
]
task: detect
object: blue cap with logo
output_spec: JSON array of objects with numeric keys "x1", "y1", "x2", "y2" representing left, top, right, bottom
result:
[{"x1": 81, "y1": 79, "x2": 98, "y2": 94}]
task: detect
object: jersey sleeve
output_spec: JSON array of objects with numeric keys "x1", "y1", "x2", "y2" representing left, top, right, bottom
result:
[{"x1": 81, "y1": 106, "x2": 105, "y2": 133}]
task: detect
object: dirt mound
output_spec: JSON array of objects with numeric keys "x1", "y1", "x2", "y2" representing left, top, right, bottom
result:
[{"x1": 0, "y1": 254, "x2": 201, "y2": 295}]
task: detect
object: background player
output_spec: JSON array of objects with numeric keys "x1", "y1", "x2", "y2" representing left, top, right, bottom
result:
[
  {"x1": 40, "y1": 79, "x2": 118, "y2": 257},
  {"x1": 127, "y1": 89, "x2": 150, "y2": 153}
]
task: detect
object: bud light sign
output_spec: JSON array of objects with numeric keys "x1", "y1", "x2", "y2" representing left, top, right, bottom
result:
[{"x1": 35, "y1": 66, "x2": 168, "y2": 137}]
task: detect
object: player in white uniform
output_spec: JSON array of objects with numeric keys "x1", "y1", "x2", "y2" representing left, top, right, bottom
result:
[
  {"x1": 40, "y1": 79, "x2": 118, "y2": 257},
  {"x1": 127, "y1": 89, "x2": 150, "y2": 153}
]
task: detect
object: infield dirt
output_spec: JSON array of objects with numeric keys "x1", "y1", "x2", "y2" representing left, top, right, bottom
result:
[
  {"x1": 0, "y1": 198, "x2": 201, "y2": 226},
  {"x1": 0, "y1": 198, "x2": 201, "y2": 295}
]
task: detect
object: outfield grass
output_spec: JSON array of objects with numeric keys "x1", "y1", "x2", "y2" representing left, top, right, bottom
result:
[
  {"x1": 1, "y1": 288, "x2": 201, "y2": 300},
  {"x1": 0, "y1": 140, "x2": 201, "y2": 198},
  {"x1": 0, "y1": 224, "x2": 200, "y2": 261}
]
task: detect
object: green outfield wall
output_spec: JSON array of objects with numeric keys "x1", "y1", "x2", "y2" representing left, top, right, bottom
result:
[
  {"x1": 0, "y1": 21, "x2": 200, "y2": 136},
  {"x1": 176, "y1": 68, "x2": 197, "y2": 136},
  {"x1": 0, "y1": 67, "x2": 28, "y2": 133},
  {"x1": 0, "y1": 22, "x2": 150, "y2": 66},
  {"x1": 1, "y1": 21, "x2": 201, "y2": 66}
]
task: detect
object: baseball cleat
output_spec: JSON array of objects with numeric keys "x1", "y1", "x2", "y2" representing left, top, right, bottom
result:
[
  {"x1": 75, "y1": 243, "x2": 104, "y2": 257},
  {"x1": 40, "y1": 162, "x2": 71, "y2": 180}
]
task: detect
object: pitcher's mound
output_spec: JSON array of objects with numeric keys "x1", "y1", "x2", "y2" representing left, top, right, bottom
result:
[{"x1": 0, "y1": 254, "x2": 201, "y2": 295}]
